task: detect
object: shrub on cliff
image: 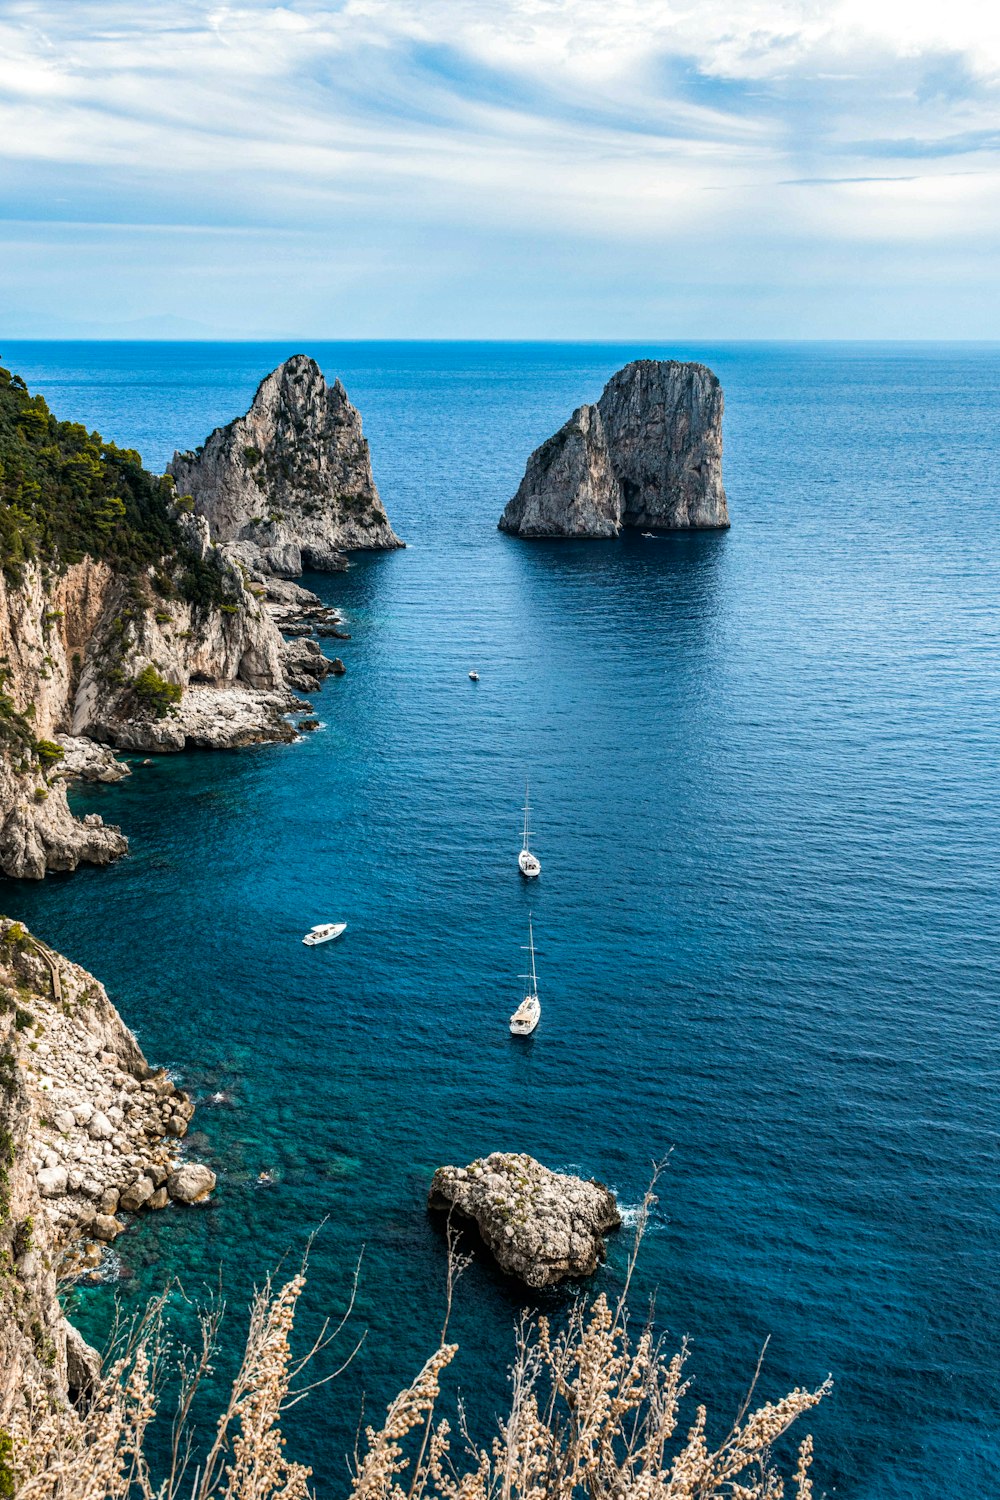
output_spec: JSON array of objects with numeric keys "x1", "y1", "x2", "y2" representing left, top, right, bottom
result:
[
  {"x1": 0, "y1": 366, "x2": 238, "y2": 612},
  {"x1": 131, "y1": 665, "x2": 182, "y2": 719}
]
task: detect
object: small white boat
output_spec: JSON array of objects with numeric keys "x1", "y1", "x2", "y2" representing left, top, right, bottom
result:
[
  {"x1": 510, "y1": 916, "x2": 541, "y2": 1036},
  {"x1": 302, "y1": 922, "x2": 347, "y2": 946},
  {"x1": 518, "y1": 782, "x2": 541, "y2": 878},
  {"x1": 469, "y1": 670, "x2": 480, "y2": 681},
  {"x1": 641, "y1": 531, "x2": 655, "y2": 538}
]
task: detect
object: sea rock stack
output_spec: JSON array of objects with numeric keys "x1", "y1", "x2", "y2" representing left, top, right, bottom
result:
[
  {"x1": 499, "y1": 360, "x2": 728, "y2": 538},
  {"x1": 428, "y1": 1152, "x2": 621, "y2": 1288},
  {"x1": 169, "y1": 356, "x2": 403, "y2": 575}
]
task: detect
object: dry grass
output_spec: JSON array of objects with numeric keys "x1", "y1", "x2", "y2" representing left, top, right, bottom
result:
[{"x1": 11, "y1": 1179, "x2": 829, "y2": 1499}]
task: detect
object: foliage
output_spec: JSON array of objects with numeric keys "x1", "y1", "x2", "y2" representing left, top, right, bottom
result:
[
  {"x1": 33, "y1": 739, "x2": 64, "y2": 770},
  {"x1": 6, "y1": 1183, "x2": 829, "y2": 1500},
  {"x1": 0, "y1": 367, "x2": 239, "y2": 612},
  {"x1": 131, "y1": 666, "x2": 182, "y2": 719}
]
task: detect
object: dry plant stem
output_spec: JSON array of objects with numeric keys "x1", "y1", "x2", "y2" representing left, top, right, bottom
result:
[{"x1": 11, "y1": 1169, "x2": 830, "y2": 1500}]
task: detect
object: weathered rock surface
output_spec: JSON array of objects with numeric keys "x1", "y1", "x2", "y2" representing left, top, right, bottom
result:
[
  {"x1": 499, "y1": 360, "x2": 729, "y2": 538},
  {"x1": 55, "y1": 735, "x2": 131, "y2": 783},
  {"x1": 0, "y1": 919, "x2": 215, "y2": 1433},
  {"x1": 167, "y1": 1163, "x2": 217, "y2": 1204},
  {"x1": 0, "y1": 518, "x2": 311, "y2": 873},
  {"x1": 428, "y1": 1152, "x2": 621, "y2": 1289},
  {"x1": 168, "y1": 355, "x2": 403, "y2": 574}
]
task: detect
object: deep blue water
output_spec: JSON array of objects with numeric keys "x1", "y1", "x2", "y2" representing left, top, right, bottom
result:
[{"x1": 4, "y1": 341, "x2": 999, "y2": 1498}]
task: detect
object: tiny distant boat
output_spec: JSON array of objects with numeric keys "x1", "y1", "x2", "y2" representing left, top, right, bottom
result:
[
  {"x1": 641, "y1": 531, "x2": 655, "y2": 538},
  {"x1": 510, "y1": 916, "x2": 541, "y2": 1036},
  {"x1": 302, "y1": 922, "x2": 347, "y2": 946},
  {"x1": 518, "y1": 782, "x2": 541, "y2": 878},
  {"x1": 469, "y1": 670, "x2": 480, "y2": 681}
]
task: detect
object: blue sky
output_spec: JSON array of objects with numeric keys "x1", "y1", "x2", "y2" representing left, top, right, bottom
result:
[{"x1": 1, "y1": 0, "x2": 999, "y2": 338}]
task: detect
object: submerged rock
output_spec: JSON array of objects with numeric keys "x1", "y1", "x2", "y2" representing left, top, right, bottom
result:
[
  {"x1": 499, "y1": 360, "x2": 729, "y2": 538},
  {"x1": 169, "y1": 355, "x2": 403, "y2": 574},
  {"x1": 428, "y1": 1151, "x2": 621, "y2": 1289}
]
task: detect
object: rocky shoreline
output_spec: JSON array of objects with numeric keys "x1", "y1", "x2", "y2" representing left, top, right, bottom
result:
[{"x1": 0, "y1": 917, "x2": 215, "y2": 1420}]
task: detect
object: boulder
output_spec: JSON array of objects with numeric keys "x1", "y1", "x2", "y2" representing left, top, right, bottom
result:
[
  {"x1": 147, "y1": 1186, "x2": 169, "y2": 1210},
  {"x1": 428, "y1": 1152, "x2": 621, "y2": 1289},
  {"x1": 168, "y1": 356, "x2": 403, "y2": 574},
  {"x1": 87, "y1": 1111, "x2": 113, "y2": 1139},
  {"x1": 37, "y1": 1164, "x2": 68, "y2": 1197},
  {"x1": 499, "y1": 360, "x2": 729, "y2": 538},
  {"x1": 91, "y1": 1214, "x2": 124, "y2": 1242},
  {"x1": 167, "y1": 1163, "x2": 216, "y2": 1204},
  {"x1": 119, "y1": 1175, "x2": 155, "y2": 1212}
]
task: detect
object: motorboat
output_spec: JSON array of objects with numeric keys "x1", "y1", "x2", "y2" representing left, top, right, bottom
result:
[
  {"x1": 469, "y1": 670, "x2": 480, "y2": 681},
  {"x1": 518, "y1": 782, "x2": 541, "y2": 878},
  {"x1": 641, "y1": 531, "x2": 655, "y2": 538},
  {"x1": 302, "y1": 922, "x2": 347, "y2": 946},
  {"x1": 510, "y1": 916, "x2": 541, "y2": 1036}
]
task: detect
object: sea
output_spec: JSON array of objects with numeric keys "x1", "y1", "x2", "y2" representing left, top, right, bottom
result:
[{"x1": 3, "y1": 340, "x2": 999, "y2": 1498}]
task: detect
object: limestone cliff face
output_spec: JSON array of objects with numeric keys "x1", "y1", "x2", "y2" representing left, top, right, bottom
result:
[
  {"x1": 168, "y1": 355, "x2": 403, "y2": 575},
  {"x1": 499, "y1": 360, "x2": 729, "y2": 538},
  {"x1": 0, "y1": 919, "x2": 211, "y2": 1429},
  {"x1": 0, "y1": 515, "x2": 297, "y2": 877}
]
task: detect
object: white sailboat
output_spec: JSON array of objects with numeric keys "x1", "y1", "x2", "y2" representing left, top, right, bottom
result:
[
  {"x1": 509, "y1": 916, "x2": 541, "y2": 1036},
  {"x1": 518, "y1": 783, "x2": 541, "y2": 878},
  {"x1": 302, "y1": 922, "x2": 347, "y2": 946}
]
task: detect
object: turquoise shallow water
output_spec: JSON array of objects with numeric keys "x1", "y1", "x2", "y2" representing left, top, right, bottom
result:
[{"x1": 4, "y1": 341, "x2": 1000, "y2": 1497}]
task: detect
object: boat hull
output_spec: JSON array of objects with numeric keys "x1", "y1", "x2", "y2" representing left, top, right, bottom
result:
[
  {"x1": 509, "y1": 996, "x2": 541, "y2": 1035},
  {"x1": 518, "y1": 851, "x2": 541, "y2": 878},
  {"x1": 302, "y1": 922, "x2": 347, "y2": 946}
]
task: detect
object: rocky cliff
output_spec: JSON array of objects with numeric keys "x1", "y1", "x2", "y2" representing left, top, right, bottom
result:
[
  {"x1": 0, "y1": 364, "x2": 318, "y2": 878},
  {"x1": 0, "y1": 918, "x2": 214, "y2": 1434},
  {"x1": 168, "y1": 355, "x2": 403, "y2": 575},
  {"x1": 499, "y1": 359, "x2": 729, "y2": 538}
]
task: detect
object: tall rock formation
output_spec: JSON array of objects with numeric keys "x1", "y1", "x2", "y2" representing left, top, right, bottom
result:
[
  {"x1": 168, "y1": 355, "x2": 402, "y2": 575},
  {"x1": 499, "y1": 360, "x2": 729, "y2": 538}
]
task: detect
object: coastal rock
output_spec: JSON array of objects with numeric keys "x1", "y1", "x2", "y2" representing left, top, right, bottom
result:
[
  {"x1": 0, "y1": 918, "x2": 207, "y2": 1429},
  {"x1": 499, "y1": 360, "x2": 729, "y2": 538},
  {"x1": 63, "y1": 1319, "x2": 101, "y2": 1404},
  {"x1": 37, "y1": 1164, "x2": 68, "y2": 1197},
  {"x1": 55, "y1": 736, "x2": 131, "y2": 783},
  {"x1": 167, "y1": 1163, "x2": 216, "y2": 1204},
  {"x1": 168, "y1": 355, "x2": 403, "y2": 574},
  {"x1": 428, "y1": 1152, "x2": 621, "y2": 1289}
]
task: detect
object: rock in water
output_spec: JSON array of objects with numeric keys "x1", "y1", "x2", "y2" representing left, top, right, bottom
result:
[
  {"x1": 428, "y1": 1152, "x2": 621, "y2": 1288},
  {"x1": 168, "y1": 355, "x2": 403, "y2": 574},
  {"x1": 499, "y1": 359, "x2": 729, "y2": 538}
]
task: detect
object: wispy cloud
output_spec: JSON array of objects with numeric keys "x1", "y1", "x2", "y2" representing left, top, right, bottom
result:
[{"x1": 0, "y1": 0, "x2": 999, "y2": 335}]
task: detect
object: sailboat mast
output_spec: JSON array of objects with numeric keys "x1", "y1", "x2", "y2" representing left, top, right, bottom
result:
[
  {"x1": 522, "y1": 782, "x2": 530, "y2": 852},
  {"x1": 528, "y1": 917, "x2": 538, "y2": 995}
]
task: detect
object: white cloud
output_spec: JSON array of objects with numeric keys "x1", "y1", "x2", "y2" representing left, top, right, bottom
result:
[{"x1": 0, "y1": 0, "x2": 999, "y2": 333}]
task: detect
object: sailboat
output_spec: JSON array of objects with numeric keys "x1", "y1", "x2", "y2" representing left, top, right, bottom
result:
[
  {"x1": 509, "y1": 916, "x2": 541, "y2": 1036},
  {"x1": 518, "y1": 783, "x2": 541, "y2": 878}
]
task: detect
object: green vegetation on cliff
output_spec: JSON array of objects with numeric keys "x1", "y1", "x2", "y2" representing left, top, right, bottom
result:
[{"x1": 0, "y1": 366, "x2": 235, "y2": 609}]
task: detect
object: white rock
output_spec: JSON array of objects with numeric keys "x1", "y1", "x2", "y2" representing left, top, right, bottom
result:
[
  {"x1": 37, "y1": 1165, "x2": 68, "y2": 1197},
  {"x1": 88, "y1": 1111, "x2": 113, "y2": 1139}
]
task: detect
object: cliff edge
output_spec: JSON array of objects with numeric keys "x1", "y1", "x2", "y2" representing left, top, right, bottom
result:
[{"x1": 499, "y1": 359, "x2": 729, "y2": 538}]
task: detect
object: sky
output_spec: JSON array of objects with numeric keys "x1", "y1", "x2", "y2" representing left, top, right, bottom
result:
[{"x1": 2, "y1": 0, "x2": 1000, "y2": 339}]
